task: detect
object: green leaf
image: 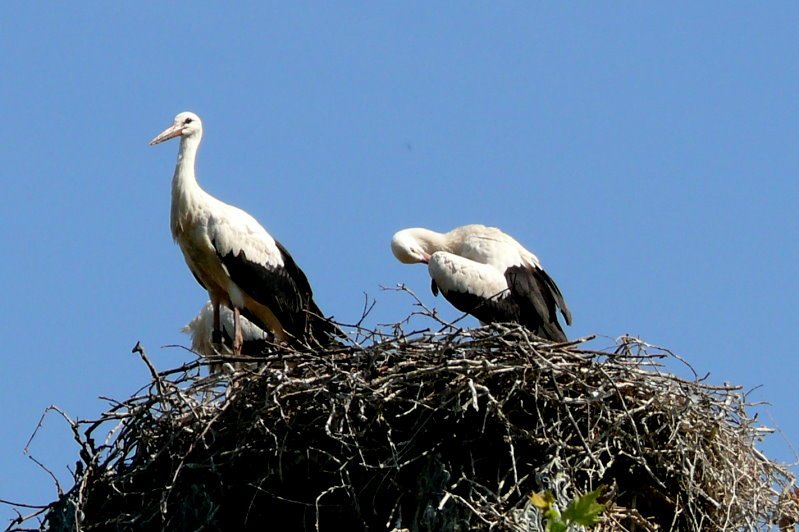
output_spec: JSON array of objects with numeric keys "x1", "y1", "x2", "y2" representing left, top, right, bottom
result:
[
  {"x1": 530, "y1": 491, "x2": 555, "y2": 509},
  {"x1": 561, "y1": 486, "x2": 606, "y2": 526},
  {"x1": 544, "y1": 507, "x2": 561, "y2": 522},
  {"x1": 546, "y1": 521, "x2": 567, "y2": 532}
]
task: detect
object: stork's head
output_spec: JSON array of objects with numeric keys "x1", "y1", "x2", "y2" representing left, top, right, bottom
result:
[
  {"x1": 391, "y1": 228, "x2": 433, "y2": 264},
  {"x1": 149, "y1": 111, "x2": 203, "y2": 146}
]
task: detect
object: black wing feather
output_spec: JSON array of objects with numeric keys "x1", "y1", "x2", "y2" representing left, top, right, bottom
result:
[
  {"x1": 435, "y1": 265, "x2": 569, "y2": 342},
  {"x1": 274, "y1": 240, "x2": 345, "y2": 344},
  {"x1": 214, "y1": 239, "x2": 306, "y2": 337},
  {"x1": 440, "y1": 287, "x2": 521, "y2": 326},
  {"x1": 215, "y1": 238, "x2": 342, "y2": 345},
  {"x1": 536, "y1": 267, "x2": 572, "y2": 325},
  {"x1": 505, "y1": 265, "x2": 569, "y2": 342}
]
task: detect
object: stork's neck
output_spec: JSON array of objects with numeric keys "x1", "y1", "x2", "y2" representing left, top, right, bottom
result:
[
  {"x1": 172, "y1": 135, "x2": 201, "y2": 192},
  {"x1": 415, "y1": 228, "x2": 452, "y2": 254},
  {"x1": 170, "y1": 135, "x2": 205, "y2": 238}
]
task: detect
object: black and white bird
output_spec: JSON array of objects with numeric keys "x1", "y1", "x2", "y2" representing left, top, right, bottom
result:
[
  {"x1": 183, "y1": 301, "x2": 271, "y2": 373},
  {"x1": 391, "y1": 224, "x2": 572, "y2": 341},
  {"x1": 150, "y1": 111, "x2": 340, "y2": 353}
]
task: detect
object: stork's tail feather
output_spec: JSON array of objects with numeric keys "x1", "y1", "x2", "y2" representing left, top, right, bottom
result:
[{"x1": 535, "y1": 320, "x2": 568, "y2": 343}]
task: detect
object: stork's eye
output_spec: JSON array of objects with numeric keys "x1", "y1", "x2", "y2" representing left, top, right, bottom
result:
[{"x1": 184, "y1": 118, "x2": 194, "y2": 124}]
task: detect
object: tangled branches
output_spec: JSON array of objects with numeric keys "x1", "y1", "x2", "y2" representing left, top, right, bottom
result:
[{"x1": 5, "y1": 308, "x2": 798, "y2": 531}]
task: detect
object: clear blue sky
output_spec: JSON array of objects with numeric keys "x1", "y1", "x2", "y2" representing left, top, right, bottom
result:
[{"x1": 1, "y1": 4, "x2": 797, "y2": 522}]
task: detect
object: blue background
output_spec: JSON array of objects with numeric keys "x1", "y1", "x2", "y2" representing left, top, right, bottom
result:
[{"x1": 1, "y1": 4, "x2": 797, "y2": 522}]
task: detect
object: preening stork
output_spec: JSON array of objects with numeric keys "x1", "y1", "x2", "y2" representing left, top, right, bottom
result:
[
  {"x1": 391, "y1": 224, "x2": 572, "y2": 341},
  {"x1": 183, "y1": 301, "x2": 271, "y2": 373},
  {"x1": 150, "y1": 111, "x2": 341, "y2": 353}
]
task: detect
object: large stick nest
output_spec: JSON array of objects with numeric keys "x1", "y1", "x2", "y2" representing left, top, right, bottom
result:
[{"x1": 6, "y1": 303, "x2": 798, "y2": 531}]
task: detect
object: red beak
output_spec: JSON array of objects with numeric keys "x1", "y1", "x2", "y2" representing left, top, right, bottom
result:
[{"x1": 149, "y1": 123, "x2": 184, "y2": 146}]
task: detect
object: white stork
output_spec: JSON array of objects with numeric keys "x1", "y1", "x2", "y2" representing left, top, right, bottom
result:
[
  {"x1": 150, "y1": 111, "x2": 341, "y2": 353},
  {"x1": 183, "y1": 301, "x2": 271, "y2": 373},
  {"x1": 391, "y1": 224, "x2": 572, "y2": 341}
]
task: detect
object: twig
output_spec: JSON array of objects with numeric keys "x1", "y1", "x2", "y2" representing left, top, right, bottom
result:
[{"x1": 3, "y1": 301, "x2": 794, "y2": 532}]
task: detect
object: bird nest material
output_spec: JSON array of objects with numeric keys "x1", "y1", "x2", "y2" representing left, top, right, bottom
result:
[{"x1": 6, "y1": 305, "x2": 798, "y2": 531}]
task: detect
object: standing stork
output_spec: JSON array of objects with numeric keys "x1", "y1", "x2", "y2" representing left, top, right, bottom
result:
[
  {"x1": 150, "y1": 111, "x2": 340, "y2": 353},
  {"x1": 391, "y1": 224, "x2": 572, "y2": 341}
]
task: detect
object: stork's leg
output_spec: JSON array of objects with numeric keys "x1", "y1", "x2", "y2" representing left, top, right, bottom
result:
[
  {"x1": 211, "y1": 301, "x2": 223, "y2": 346},
  {"x1": 232, "y1": 307, "x2": 243, "y2": 355}
]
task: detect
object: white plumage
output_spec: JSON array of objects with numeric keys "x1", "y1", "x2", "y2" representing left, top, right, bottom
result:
[
  {"x1": 391, "y1": 224, "x2": 572, "y2": 341},
  {"x1": 183, "y1": 301, "x2": 270, "y2": 373},
  {"x1": 150, "y1": 112, "x2": 339, "y2": 353},
  {"x1": 427, "y1": 253, "x2": 508, "y2": 299}
]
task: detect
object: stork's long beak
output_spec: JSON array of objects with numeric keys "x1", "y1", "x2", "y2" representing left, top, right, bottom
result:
[{"x1": 149, "y1": 124, "x2": 184, "y2": 146}]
